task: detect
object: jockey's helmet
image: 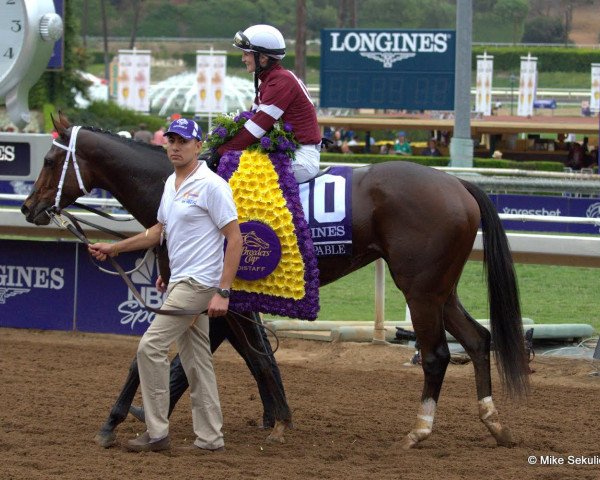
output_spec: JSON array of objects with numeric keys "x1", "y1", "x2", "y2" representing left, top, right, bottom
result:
[{"x1": 233, "y1": 25, "x2": 286, "y2": 60}]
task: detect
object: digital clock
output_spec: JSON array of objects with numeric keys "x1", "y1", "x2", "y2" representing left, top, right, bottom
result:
[{"x1": 320, "y1": 29, "x2": 456, "y2": 111}]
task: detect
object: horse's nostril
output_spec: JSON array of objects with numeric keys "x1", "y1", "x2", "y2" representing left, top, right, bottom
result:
[{"x1": 21, "y1": 204, "x2": 29, "y2": 215}]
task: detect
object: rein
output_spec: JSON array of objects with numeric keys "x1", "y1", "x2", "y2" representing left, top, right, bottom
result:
[{"x1": 47, "y1": 208, "x2": 279, "y2": 356}]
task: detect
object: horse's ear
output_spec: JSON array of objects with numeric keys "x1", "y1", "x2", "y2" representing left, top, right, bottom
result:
[
  {"x1": 57, "y1": 110, "x2": 70, "y2": 129},
  {"x1": 51, "y1": 113, "x2": 65, "y2": 136}
]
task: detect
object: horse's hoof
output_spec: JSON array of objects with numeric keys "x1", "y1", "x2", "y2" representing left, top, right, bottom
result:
[
  {"x1": 266, "y1": 433, "x2": 286, "y2": 444},
  {"x1": 494, "y1": 428, "x2": 516, "y2": 448},
  {"x1": 94, "y1": 431, "x2": 117, "y2": 448},
  {"x1": 399, "y1": 434, "x2": 418, "y2": 450}
]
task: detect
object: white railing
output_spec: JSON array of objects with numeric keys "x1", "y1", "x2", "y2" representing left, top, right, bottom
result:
[{"x1": 2, "y1": 190, "x2": 599, "y2": 344}]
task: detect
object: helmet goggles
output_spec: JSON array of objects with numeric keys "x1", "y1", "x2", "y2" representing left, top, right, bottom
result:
[{"x1": 233, "y1": 30, "x2": 285, "y2": 56}]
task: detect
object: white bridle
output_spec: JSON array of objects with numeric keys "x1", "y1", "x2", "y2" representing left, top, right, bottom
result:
[{"x1": 51, "y1": 125, "x2": 91, "y2": 209}]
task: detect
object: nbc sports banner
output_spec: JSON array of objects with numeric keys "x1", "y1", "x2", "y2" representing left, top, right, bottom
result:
[
  {"x1": 475, "y1": 52, "x2": 493, "y2": 116},
  {"x1": 591, "y1": 63, "x2": 600, "y2": 112},
  {"x1": 195, "y1": 50, "x2": 227, "y2": 114},
  {"x1": 117, "y1": 50, "x2": 151, "y2": 112},
  {"x1": 217, "y1": 149, "x2": 320, "y2": 320},
  {"x1": 517, "y1": 54, "x2": 537, "y2": 117}
]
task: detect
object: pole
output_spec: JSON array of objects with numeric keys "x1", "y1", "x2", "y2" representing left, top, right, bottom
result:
[{"x1": 449, "y1": 0, "x2": 474, "y2": 167}]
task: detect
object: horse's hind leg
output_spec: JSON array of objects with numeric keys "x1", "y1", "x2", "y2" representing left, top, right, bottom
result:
[
  {"x1": 94, "y1": 358, "x2": 140, "y2": 448},
  {"x1": 400, "y1": 300, "x2": 450, "y2": 449},
  {"x1": 443, "y1": 295, "x2": 515, "y2": 447}
]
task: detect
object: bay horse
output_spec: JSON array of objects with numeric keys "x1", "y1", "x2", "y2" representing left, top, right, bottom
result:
[{"x1": 22, "y1": 113, "x2": 529, "y2": 449}]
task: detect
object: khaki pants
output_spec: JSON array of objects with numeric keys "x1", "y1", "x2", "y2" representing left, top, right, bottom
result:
[{"x1": 137, "y1": 278, "x2": 224, "y2": 449}]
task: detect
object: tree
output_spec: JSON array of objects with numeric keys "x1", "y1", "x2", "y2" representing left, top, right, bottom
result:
[
  {"x1": 521, "y1": 16, "x2": 567, "y2": 43},
  {"x1": 295, "y1": 0, "x2": 307, "y2": 82},
  {"x1": 493, "y1": 0, "x2": 530, "y2": 44}
]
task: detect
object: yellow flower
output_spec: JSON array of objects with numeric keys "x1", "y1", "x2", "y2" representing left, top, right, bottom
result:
[{"x1": 229, "y1": 150, "x2": 306, "y2": 300}]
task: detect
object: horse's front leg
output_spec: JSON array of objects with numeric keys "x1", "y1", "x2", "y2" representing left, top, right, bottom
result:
[
  {"x1": 226, "y1": 311, "x2": 292, "y2": 443},
  {"x1": 94, "y1": 358, "x2": 140, "y2": 448}
]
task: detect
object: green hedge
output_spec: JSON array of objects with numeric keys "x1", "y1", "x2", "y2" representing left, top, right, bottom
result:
[
  {"x1": 472, "y1": 46, "x2": 600, "y2": 73},
  {"x1": 91, "y1": 46, "x2": 596, "y2": 74},
  {"x1": 320, "y1": 153, "x2": 567, "y2": 172},
  {"x1": 63, "y1": 101, "x2": 165, "y2": 133}
]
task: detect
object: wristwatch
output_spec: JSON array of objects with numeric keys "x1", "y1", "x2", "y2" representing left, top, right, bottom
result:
[{"x1": 216, "y1": 288, "x2": 230, "y2": 299}]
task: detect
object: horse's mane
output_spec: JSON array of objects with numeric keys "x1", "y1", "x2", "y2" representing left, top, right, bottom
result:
[{"x1": 81, "y1": 126, "x2": 167, "y2": 154}]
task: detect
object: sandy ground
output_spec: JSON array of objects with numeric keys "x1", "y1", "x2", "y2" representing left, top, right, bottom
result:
[{"x1": 2, "y1": 327, "x2": 600, "y2": 480}]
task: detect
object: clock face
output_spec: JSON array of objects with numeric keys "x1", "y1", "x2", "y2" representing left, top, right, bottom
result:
[{"x1": 0, "y1": 0, "x2": 27, "y2": 85}]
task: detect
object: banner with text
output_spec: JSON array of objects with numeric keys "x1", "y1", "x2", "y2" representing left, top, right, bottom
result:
[
  {"x1": 475, "y1": 53, "x2": 493, "y2": 116},
  {"x1": 517, "y1": 54, "x2": 537, "y2": 117},
  {"x1": 591, "y1": 63, "x2": 600, "y2": 112},
  {"x1": 117, "y1": 50, "x2": 151, "y2": 112},
  {"x1": 195, "y1": 51, "x2": 227, "y2": 114}
]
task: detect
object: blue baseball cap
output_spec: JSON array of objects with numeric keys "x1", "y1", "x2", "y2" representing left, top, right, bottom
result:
[{"x1": 164, "y1": 118, "x2": 202, "y2": 141}]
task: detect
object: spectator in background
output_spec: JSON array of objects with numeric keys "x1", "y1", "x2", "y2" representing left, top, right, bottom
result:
[
  {"x1": 340, "y1": 140, "x2": 353, "y2": 154},
  {"x1": 134, "y1": 123, "x2": 153, "y2": 144},
  {"x1": 393, "y1": 131, "x2": 412, "y2": 156},
  {"x1": 379, "y1": 143, "x2": 393, "y2": 155},
  {"x1": 152, "y1": 126, "x2": 167, "y2": 146},
  {"x1": 420, "y1": 138, "x2": 441, "y2": 157}
]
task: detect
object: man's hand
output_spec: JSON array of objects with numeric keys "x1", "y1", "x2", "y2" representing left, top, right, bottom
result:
[
  {"x1": 155, "y1": 275, "x2": 167, "y2": 293},
  {"x1": 88, "y1": 242, "x2": 118, "y2": 261},
  {"x1": 207, "y1": 294, "x2": 229, "y2": 318}
]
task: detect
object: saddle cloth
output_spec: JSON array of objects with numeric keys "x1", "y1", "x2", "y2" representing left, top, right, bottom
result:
[{"x1": 299, "y1": 166, "x2": 353, "y2": 257}]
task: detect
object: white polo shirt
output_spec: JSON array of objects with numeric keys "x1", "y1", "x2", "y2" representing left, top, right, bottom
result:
[{"x1": 157, "y1": 161, "x2": 238, "y2": 287}]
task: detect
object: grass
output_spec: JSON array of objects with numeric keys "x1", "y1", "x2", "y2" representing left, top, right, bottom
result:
[{"x1": 265, "y1": 261, "x2": 600, "y2": 332}]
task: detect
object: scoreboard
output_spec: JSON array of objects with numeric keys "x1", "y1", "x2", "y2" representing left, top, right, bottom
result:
[{"x1": 320, "y1": 29, "x2": 455, "y2": 111}]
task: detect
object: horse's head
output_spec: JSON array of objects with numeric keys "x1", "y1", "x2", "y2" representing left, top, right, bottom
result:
[{"x1": 21, "y1": 112, "x2": 93, "y2": 225}]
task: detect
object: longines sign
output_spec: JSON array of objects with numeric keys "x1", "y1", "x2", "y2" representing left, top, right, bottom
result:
[
  {"x1": 0, "y1": 133, "x2": 50, "y2": 181},
  {"x1": 320, "y1": 29, "x2": 456, "y2": 110}
]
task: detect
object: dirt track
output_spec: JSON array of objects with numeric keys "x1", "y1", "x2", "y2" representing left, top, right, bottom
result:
[{"x1": 1, "y1": 328, "x2": 600, "y2": 480}]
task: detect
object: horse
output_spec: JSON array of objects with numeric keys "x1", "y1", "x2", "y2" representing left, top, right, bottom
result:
[{"x1": 22, "y1": 113, "x2": 529, "y2": 449}]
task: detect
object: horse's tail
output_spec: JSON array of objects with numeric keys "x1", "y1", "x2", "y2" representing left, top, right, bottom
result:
[{"x1": 460, "y1": 179, "x2": 530, "y2": 398}]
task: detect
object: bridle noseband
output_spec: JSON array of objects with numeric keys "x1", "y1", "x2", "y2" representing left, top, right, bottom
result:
[{"x1": 51, "y1": 125, "x2": 91, "y2": 210}]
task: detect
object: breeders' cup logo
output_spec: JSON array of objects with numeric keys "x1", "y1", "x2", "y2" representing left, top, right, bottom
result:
[
  {"x1": 0, "y1": 264, "x2": 65, "y2": 304},
  {"x1": 237, "y1": 221, "x2": 281, "y2": 281},
  {"x1": 586, "y1": 202, "x2": 600, "y2": 232},
  {"x1": 329, "y1": 31, "x2": 450, "y2": 68},
  {"x1": 117, "y1": 251, "x2": 166, "y2": 330}
]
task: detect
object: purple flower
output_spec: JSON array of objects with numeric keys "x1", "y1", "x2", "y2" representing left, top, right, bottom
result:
[
  {"x1": 241, "y1": 110, "x2": 254, "y2": 120},
  {"x1": 214, "y1": 126, "x2": 228, "y2": 138},
  {"x1": 283, "y1": 123, "x2": 293, "y2": 132},
  {"x1": 233, "y1": 115, "x2": 240, "y2": 122},
  {"x1": 260, "y1": 136, "x2": 272, "y2": 149}
]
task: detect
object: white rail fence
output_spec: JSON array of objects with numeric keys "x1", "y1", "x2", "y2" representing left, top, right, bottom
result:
[{"x1": 2, "y1": 186, "x2": 599, "y2": 344}]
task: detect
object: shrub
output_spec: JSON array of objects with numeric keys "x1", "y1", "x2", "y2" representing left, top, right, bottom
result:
[{"x1": 63, "y1": 101, "x2": 165, "y2": 133}]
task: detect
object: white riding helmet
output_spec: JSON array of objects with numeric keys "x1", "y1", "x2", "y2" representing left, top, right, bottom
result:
[{"x1": 233, "y1": 24, "x2": 286, "y2": 60}]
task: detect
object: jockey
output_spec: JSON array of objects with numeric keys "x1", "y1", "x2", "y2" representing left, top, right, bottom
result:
[{"x1": 216, "y1": 24, "x2": 322, "y2": 183}]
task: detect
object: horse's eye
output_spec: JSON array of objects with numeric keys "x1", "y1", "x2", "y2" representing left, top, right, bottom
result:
[{"x1": 43, "y1": 158, "x2": 54, "y2": 168}]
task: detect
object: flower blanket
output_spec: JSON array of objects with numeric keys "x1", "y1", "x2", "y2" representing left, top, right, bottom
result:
[{"x1": 217, "y1": 149, "x2": 320, "y2": 320}]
